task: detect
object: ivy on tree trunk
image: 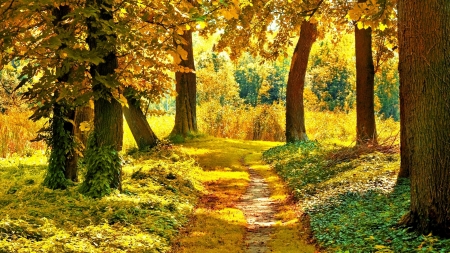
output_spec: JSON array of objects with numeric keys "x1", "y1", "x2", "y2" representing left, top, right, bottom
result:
[
  {"x1": 80, "y1": 0, "x2": 123, "y2": 198},
  {"x1": 43, "y1": 5, "x2": 77, "y2": 189}
]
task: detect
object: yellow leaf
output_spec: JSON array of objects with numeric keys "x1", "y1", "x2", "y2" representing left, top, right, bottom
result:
[
  {"x1": 79, "y1": 121, "x2": 91, "y2": 132},
  {"x1": 222, "y1": 10, "x2": 234, "y2": 20},
  {"x1": 379, "y1": 22, "x2": 387, "y2": 31},
  {"x1": 197, "y1": 21, "x2": 207, "y2": 29},
  {"x1": 177, "y1": 45, "x2": 189, "y2": 60},
  {"x1": 357, "y1": 21, "x2": 364, "y2": 29},
  {"x1": 118, "y1": 94, "x2": 129, "y2": 107},
  {"x1": 186, "y1": 24, "x2": 191, "y2": 30},
  {"x1": 169, "y1": 50, "x2": 182, "y2": 64}
]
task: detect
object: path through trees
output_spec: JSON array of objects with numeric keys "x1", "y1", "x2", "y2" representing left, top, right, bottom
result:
[{"x1": 171, "y1": 138, "x2": 316, "y2": 253}]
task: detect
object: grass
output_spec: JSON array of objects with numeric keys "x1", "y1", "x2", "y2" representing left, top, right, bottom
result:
[
  {"x1": 0, "y1": 144, "x2": 203, "y2": 252},
  {"x1": 263, "y1": 141, "x2": 450, "y2": 252}
]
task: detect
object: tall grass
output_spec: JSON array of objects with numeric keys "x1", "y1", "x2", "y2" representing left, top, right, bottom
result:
[
  {"x1": 197, "y1": 101, "x2": 399, "y2": 146},
  {"x1": 0, "y1": 109, "x2": 46, "y2": 157}
]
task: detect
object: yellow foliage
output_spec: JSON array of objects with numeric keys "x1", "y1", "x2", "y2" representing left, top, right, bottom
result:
[{"x1": 0, "y1": 109, "x2": 46, "y2": 158}]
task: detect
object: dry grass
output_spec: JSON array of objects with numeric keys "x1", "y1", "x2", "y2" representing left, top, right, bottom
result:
[
  {"x1": 0, "y1": 109, "x2": 46, "y2": 158},
  {"x1": 197, "y1": 102, "x2": 400, "y2": 147}
]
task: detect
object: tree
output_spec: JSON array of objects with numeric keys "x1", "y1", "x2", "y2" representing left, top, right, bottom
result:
[
  {"x1": 39, "y1": 5, "x2": 79, "y2": 189},
  {"x1": 285, "y1": 20, "x2": 317, "y2": 142},
  {"x1": 123, "y1": 87, "x2": 158, "y2": 150},
  {"x1": 80, "y1": 0, "x2": 123, "y2": 197},
  {"x1": 354, "y1": 0, "x2": 377, "y2": 146},
  {"x1": 171, "y1": 25, "x2": 198, "y2": 137},
  {"x1": 398, "y1": 0, "x2": 450, "y2": 236}
]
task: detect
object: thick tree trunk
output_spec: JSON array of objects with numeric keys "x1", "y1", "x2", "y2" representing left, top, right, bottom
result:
[
  {"x1": 285, "y1": 20, "x2": 317, "y2": 143},
  {"x1": 171, "y1": 28, "x2": 197, "y2": 137},
  {"x1": 93, "y1": 88, "x2": 123, "y2": 152},
  {"x1": 355, "y1": 9, "x2": 377, "y2": 145},
  {"x1": 81, "y1": 0, "x2": 123, "y2": 197},
  {"x1": 398, "y1": 0, "x2": 450, "y2": 237},
  {"x1": 123, "y1": 87, "x2": 158, "y2": 150}
]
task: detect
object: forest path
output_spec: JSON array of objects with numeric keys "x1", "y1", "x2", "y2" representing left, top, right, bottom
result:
[
  {"x1": 237, "y1": 165, "x2": 276, "y2": 252},
  {"x1": 171, "y1": 137, "x2": 316, "y2": 253}
]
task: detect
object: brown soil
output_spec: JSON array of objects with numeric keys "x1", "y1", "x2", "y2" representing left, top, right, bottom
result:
[{"x1": 237, "y1": 167, "x2": 278, "y2": 253}]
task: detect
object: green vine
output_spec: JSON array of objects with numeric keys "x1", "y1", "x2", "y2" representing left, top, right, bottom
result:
[
  {"x1": 42, "y1": 106, "x2": 75, "y2": 190},
  {"x1": 79, "y1": 133, "x2": 122, "y2": 198}
]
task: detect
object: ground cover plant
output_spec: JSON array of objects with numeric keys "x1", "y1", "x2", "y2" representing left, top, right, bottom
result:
[
  {"x1": 0, "y1": 144, "x2": 203, "y2": 252},
  {"x1": 263, "y1": 142, "x2": 450, "y2": 252}
]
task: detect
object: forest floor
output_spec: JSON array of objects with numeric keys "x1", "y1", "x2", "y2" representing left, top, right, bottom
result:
[{"x1": 170, "y1": 138, "x2": 316, "y2": 253}]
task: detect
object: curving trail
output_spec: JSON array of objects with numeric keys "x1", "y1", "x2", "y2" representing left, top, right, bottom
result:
[
  {"x1": 238, "y1": 166, "x2": 276, "y2": 253},
  {"x1": 171, "y1": 138, "x2": 317, "y2": 253}
]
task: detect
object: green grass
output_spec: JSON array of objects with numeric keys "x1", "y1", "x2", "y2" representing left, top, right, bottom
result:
[
  {"x1": 263, "y1": 141, "x2": 450, "y2": 253},
  {"x1": 0, "y1": 145, "x2": 202, "y2": 252}
]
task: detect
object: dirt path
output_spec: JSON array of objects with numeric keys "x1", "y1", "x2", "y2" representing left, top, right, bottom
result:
[
  {"x1": 171, "y1": 138, "x2": 316, "y2": 253},
  {"x1": 237, "y1": 166, "x2": 277, "y2": 253}
]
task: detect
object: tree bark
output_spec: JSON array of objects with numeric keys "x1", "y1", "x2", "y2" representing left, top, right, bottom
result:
[
  {"x1": 123, "y1": 87, "x2": 158, "y2": 150},
  {"x1": 355, "y1": 5, "x2": 377, "y2": 146},
  {"x1": 171, "y1": 28, "x2": 197, "y2": 137},
  {"x1": 398, "y1": 0, "x2": 450, "y2": 237},
  {"x1": 398, "y1": 84, "x2": 410, "y2": 178},
  {"x1": 285, "y1": 20, "x2": 317, "y2": 143}
]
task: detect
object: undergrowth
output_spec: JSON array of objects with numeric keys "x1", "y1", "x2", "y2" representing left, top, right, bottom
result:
[
  {"x1": 0, "y1": 144, "x2": 202, "y2": 252},
  {"x1": 263, "y1": 141, "x2": 450, "y2": 252}
]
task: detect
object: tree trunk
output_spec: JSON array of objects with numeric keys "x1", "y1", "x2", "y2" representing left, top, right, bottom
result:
[
  {"x1": 285, "y1": 20, "x2": 317, "y2": 143},
  {"x1": 398, "y1": 0, "x2": 450, "y2": 237},
  {"x1": 43, "y1": 5, "x2": 77, "y2": 189},
  {"x1": 80, "y1": 0, "x2": 123, "y2": 197},
  {"x1": 355, "y1": 6, "x2": 377, "y2": 146},
  {"x1": 123, "y1": 87, "x2": 158, "y2": 150},
  {"x1": 171, "y1": 28, "x2": 197, "y2": 137},
  {"x1": 93, "y1": 88, "x2": 123, "y2": 152},
  {"x1": 398, "y1": 84, "x2": 410, "y2": 178},
  {"x1": 63, "y1": 109, "x2": 77, "y2": 182}
]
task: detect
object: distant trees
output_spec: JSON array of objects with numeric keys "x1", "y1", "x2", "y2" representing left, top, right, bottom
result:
[
  {"x1": 308, "y1": 34, "x2": 355, "y2": 112},
  {"x1": 398, "y1": 0, "x2": 450, "y2": 236}
]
